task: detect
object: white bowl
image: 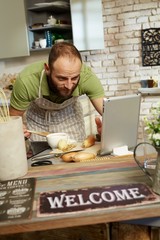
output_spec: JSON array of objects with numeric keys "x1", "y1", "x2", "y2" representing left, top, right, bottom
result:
[{"x1": 46, "y1": 133, "x2": 68, "y2": 149}]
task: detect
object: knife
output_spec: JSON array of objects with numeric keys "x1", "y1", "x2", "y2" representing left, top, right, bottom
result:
[
  {"x1": 31, "y1": 153, "x2": 61, "y2": 161},
  {"x1": 31, "y1": 149, "x2": 83, "y2": 161}
]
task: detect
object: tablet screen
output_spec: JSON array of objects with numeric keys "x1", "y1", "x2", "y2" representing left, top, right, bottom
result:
[{"x1": 100, "y1": 94, "x2": 141, "y2": 155}]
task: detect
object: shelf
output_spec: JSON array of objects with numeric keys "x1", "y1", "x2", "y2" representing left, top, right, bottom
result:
[
  {"x1": 138, "y1": 88, "x2": 160, "y2": 94},
  {"x1": 30, "y1": 39, "x2": 72, "y2": 51},
  {"x1": 29, "y1": 24, "x2": 72, "y2": 32},
  {"x1": 30, "y1": 47, "x2": 51, "y2": 52},
  {"x1": 28, "y1": 5, "x2": 70, "y2": 13},
  {"x1": 26, "y1": 0, "x2": 72, "y2": 51}
]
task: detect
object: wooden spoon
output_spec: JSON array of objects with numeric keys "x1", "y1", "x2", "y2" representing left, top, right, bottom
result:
[{"x1": 27, "y1": 130, "x2": 50, "y2": 137}]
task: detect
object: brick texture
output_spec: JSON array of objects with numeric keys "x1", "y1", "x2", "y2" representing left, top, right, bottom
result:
[{"x1": 81, "y1": 0, "x2": 160, "y2": 143}]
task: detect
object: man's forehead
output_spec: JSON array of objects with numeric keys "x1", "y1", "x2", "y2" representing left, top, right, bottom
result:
[
  {"x1": 53, "y1": 56, "x2": 81, "y2": 67},
  {"x1": 52, "y1": 61, "x2": 81, "y2": 75},
  {"x1": 55, "y1": 72, "x2": 80, "y2": 78}
]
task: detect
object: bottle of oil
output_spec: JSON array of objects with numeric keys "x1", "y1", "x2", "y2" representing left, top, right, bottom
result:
[{"x1": 148, "y1": 76, "x2": 153, "y2": 88}]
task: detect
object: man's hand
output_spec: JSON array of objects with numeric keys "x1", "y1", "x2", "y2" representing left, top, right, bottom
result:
[
  {"x1": 95, "y1": 116, "x2": 102, "y2": 135},
  {"x1": 23, "y1": 124, "x2": 31, "y2": 139}
]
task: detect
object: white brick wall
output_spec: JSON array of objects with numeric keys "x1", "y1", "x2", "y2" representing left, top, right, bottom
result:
[
  {"x1": 81, "y1": 0, "x2": 160, "y2": 142},
  {"x1": 81, "y1": 0, "x2": 160, "y2": 92}
]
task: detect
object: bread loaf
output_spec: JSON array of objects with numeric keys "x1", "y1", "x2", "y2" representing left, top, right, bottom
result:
[
  {"x1": 61, "y1": 151, "x2": 96, "y2": 162},
  {"x1": 82, "y1": 135, "x2": 96, "y2": 148},
  {"x1": 73, "y1": 152, "x2": 96, "y2": 162},
  {"x1": 61, "y1": 152, "x2": 77, "y2": 162}
]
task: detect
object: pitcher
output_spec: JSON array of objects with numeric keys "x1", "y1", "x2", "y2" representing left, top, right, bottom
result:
[
  {"x1": 134, "y1": 142, "x2": 160, "y2": 195},
  {"x1": 0, "y1": 116, "x2": 28, "y2": 181}
]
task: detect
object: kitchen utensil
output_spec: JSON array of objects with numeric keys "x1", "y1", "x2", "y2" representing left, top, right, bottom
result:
[
  {"x1": 0, "y1": 88, "x2": 28, "y2": 181},
  {"x1": 27, "y1": 130, "x2": 50, "y2": 137},
  {"x1": 0, "y1": 116, "x2": 28, "y2": 181},
  {"x1": 31, "y1": 153, "x2": 56, "y2": 161},
  {"x1": 31, "y1": 149, "x2": 83, "y2": 162},
  {"x1": 0, "y1": 88, "x2": 10, "y2": 122},
  {"x1": 31, "y1": 160, "x2": 52, "y2": 167}
]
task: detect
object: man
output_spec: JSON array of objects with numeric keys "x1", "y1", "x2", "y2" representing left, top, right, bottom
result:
[{"x1": 9, "y1": 42, "x2": 104, "y2": 141}]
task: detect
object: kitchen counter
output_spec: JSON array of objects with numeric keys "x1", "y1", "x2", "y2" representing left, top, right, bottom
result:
[{"x1": 0, "y1": 144, "x2": 160, "y2": 235}]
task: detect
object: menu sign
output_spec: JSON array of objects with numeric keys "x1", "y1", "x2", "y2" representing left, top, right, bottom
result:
[{"x1": 0, "y1": 178, "x2": 35, "y2": 221}]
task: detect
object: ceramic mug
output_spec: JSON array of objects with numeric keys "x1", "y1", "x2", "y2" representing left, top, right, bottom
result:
[
  {"x1": 39, "y1": 38, "x2": 47, "y2": 48},
  {"x1": 141, "y1": 80, "x2": 148, "y2": 88},
  {"x1": 35, "y1": 41, "x2": 40, "y2": 48}
]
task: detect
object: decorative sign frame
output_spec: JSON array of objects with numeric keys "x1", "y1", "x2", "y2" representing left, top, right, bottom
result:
[
  {"x1": 37, "y1": 183, "x2": 160, "y2": 217},
  {"x1": 141, "y1": 28, "x2": 160, "y2": 66}
]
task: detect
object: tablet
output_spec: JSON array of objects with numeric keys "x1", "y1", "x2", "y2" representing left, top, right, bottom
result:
[{"x1": 100, "y1": 94, "x2": 141, "y2": 155}]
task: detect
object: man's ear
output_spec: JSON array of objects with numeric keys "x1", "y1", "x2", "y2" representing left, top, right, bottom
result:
[{"x1": 44, "y1": 63, "x2": 50, "y2": 74}]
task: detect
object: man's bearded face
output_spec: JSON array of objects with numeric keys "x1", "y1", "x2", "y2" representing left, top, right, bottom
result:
[{"x1": 47, "y1": 57, "x2": 82, "y2": 98}]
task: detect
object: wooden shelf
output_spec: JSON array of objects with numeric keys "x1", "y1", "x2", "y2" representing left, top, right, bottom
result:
[
  {"x1": 28, "y1": 5, "x2": 70, "y2": 13},
  {"x1": 29, "y1": 24, "x2": 72, "y2": 32},
  {"x1": 25, "y1": 0, "x2": 72, "y2": 52},
  {"x1": 138, "y1": 88, "x2": 160, "y2": 95}
]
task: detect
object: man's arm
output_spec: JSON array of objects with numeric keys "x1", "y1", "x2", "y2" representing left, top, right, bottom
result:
[
  {"x1": 90, "y1": 97, "x2": 104, "y2": 135},
  {"x1": 9, "y1": 106, "x2": 25, "y2": 117},
  {"x1": 90, "y1": 97, "x2": 103, "y2": 115}
]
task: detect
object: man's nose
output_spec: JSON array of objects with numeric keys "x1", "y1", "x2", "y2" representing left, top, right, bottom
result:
[{"x1": 64, "y1": 79, "x2": 73, "y2": 89}]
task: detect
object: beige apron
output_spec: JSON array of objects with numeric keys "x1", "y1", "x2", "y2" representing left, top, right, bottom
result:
[{"x1": 26, "y1": 70, "x2": 86, "y2": 141}]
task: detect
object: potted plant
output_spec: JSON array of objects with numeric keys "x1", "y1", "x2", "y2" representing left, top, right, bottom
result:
[
  {"x1": 144, "y1": 102, "x2": 160, "y2": 148},
  {"x1": 143, "y1": 102, "x2": 160, "y2": 195}
]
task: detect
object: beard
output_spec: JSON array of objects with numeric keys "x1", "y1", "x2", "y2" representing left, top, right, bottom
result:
[{"x1": 47, "y1": 76, "x2": 79, "y2": 99}]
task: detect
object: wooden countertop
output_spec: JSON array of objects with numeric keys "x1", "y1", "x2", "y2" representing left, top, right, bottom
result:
[{"x1": 0, "y1": 149, "x2": 159, "y2": 235}]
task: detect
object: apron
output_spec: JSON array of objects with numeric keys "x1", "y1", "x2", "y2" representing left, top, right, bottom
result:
[{"x1": 26, "y1": 70, "x2": 86, "y2": 142}]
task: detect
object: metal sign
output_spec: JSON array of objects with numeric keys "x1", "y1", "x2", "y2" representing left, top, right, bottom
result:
[{"x1": 38, "y1": 183, "x2": 160, "y2": 216}]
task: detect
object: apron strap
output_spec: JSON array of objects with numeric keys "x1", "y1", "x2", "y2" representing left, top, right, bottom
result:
[{"x1": 38, "y1": 69, "x2": 45, "y2": 98}]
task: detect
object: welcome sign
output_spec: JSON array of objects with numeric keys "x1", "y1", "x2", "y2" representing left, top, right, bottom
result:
[{"x1": 38, "y1": 183, "x2": 160, "y2": 216}]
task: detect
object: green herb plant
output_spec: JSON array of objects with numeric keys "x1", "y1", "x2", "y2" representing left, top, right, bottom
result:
[{"x1": 144, "y1": 102, "x2": 160, "y2": 147}]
